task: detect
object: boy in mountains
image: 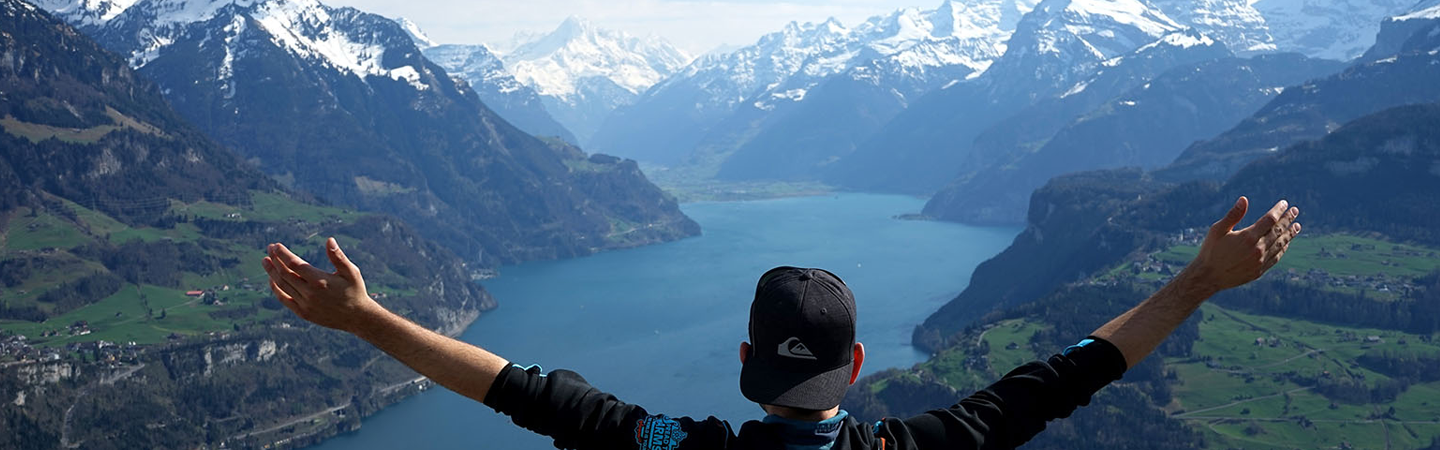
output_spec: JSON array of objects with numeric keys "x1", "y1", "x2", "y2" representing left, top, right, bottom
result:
[{"x1": 261, "y1": 196, "x2": 1301, "y2": 450}]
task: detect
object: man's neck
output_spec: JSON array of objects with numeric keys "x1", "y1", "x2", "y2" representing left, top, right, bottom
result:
[{"x1": 762, "y1": 404, "x2": 841, "y2": 422}]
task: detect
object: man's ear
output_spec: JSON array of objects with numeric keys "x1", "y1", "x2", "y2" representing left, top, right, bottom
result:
[
  {"x1": 740, "y1": 342, "x2": 752, "y2": 364},
  {"x1": 849, "y1": 342, "x2": 866, "y2": 385}
]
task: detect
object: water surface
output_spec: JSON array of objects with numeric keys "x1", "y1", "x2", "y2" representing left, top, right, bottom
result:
[{"x1": 314, "y1": 194, "x2": 1020, "y2": 449}]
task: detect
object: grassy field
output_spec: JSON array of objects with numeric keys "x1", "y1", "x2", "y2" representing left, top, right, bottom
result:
[
  {"x1": 3, "y1": 209, "x2": 91, "y2": 251},
  {"x1": 1170, "y1": 303, "x2": 1440, "y2": 449},
  {"x1": 0, "y1": 190, "x2": 364, "y2": 346},
  {"x1": 1, "y1": 108, "x2": 160, "y2": 144}
]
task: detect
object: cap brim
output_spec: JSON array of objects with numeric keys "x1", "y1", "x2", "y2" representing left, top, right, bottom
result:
[{"x1": 740, "y1": 360, "x2": 854, "y2": 411}]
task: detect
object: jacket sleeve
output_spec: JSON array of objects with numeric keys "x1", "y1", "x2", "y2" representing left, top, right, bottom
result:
[
  {"x1": 482, "y1": 364, "x2": 737, "y2": 450},
  {"x1": 874, "y1": 337, "x2": 1128, "y2": 450}
]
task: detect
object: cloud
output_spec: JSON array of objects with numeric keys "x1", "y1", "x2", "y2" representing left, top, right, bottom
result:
[{"x1": 324, "y1": 0, "x2": 935, "y2": 54}]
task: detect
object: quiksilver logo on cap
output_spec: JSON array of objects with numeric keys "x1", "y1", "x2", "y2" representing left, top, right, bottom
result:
[{"x1": 778, "y1": 337, "x2": 817, "y2": 360}]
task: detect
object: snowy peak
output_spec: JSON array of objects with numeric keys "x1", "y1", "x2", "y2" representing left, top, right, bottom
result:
[
  {"x1": 663, "y1": 0, "x2": 1040, "y2": 109},
  {"x1": 1021, "y1": 0, "x2": 1183, "y2": 59},
  {"x1": 36, "y1": 0, "x2": 437, "y2": 91},
  {"x1": 500, "y1": 16, "x2": 691, "y2": 99},
  {"x1": 1149, "y1": 0, "x2": 1273, "y2": 54},
  {"x1": 394, "y1": 16, "x2": 436, "y2": 48}
]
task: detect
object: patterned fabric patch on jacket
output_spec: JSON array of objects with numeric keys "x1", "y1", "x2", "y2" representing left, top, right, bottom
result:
[{"x1": 635, "y1": 414, "x2": 688, "y2": 450}]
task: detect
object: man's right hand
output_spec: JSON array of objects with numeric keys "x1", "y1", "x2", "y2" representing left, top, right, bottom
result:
[
  {"x1": 1187, "y1": 196, "x2": 1302, "y2": 293},
  {"x1": 261, "y1": 237, "x2": 388, "y2": 333}
]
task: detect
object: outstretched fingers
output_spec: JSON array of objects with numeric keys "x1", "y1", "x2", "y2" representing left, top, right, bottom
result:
[
  {"x1": 268, "y1": 279, "x2": 301, "y2": 312},
  {"x1": 1265, "y1": 222, "x2": 1302, "y2": 268},
  {"x1": 1245, "y1": 199, "x2": 1289, "y2": 238},
  {"x1": 271, "y1": 243, "x2": 328, "y2": 281},
  {"x1": 264, "y1": 252, "x2": 309, "y2": 299}
]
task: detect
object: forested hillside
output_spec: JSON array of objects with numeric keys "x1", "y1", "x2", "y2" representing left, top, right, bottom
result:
[{"x1": 0, "y1": 2, "x2": 492, "y2": 447}]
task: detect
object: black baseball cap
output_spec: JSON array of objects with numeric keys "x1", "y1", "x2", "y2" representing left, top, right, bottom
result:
[{"x1": 740, "y1": 266, "x2": 857, "y2": 411}]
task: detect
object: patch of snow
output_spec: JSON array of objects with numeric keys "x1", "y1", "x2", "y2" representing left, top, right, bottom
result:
[
  {"x1": 388, "y1": 66, "x2": 428, "y2": 90},
  {"x1": 1119, "y1": 100, "x2": 1138, "y2": 106},
  {"x1": 1374, "y1": 55, "x2": 1399, "y2": 64},
  {"x1": 771, "y1": 87, "x2": 808, "y2": 102},
  {"x1": 1395, "y1": 3, "x2": 1440, "y2": 21},
  {"x1": 941, "y1": 79, "x2": 961, "y2": 89},
  {"x1": 1137, "y1": 31, "x2": 1217, "y2": 51},
  {"x1": 1061, "y1": 80, "x2": 1090, "y2": 98}
]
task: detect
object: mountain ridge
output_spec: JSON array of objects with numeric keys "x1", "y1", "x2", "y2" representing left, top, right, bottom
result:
[{"x1": 35, "y1": 0, "x2": 701, "y2": 266}]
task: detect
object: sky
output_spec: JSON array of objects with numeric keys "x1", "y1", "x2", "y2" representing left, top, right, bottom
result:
[{"x1": 325, "y1": 0, "x2": 940, "y2": 55}]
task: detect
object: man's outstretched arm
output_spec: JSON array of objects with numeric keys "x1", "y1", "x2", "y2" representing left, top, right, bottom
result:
[
  {"x1": 260, "y1": 238, "x2": 508, "y2": 403},
  {"x1": 262, "y1": 239, "x2": 733, "y2": 449},
  {"x1": 1093, "y1": 196, "x2": 1301, "y2": 367},
  {"x1": 878, "y1": 197, "x2": 1302, "y2": 449}
]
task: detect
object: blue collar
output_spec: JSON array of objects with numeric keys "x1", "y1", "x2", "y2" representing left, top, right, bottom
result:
[{"x1": 761, "y1": 410, "x2": 848, "y2": 449}]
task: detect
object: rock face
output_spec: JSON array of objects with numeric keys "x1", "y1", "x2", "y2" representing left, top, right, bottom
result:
[{"x1": 34, "y1": 0, "x2": 699, "y2": 266}]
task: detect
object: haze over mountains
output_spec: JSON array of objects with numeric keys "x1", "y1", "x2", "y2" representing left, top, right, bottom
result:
[{"x1": 6, "y1": 0, "x2": 1440, "y2": 448}]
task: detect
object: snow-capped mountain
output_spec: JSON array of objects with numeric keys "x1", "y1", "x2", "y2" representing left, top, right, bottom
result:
[
  {"x1": 979, "y1": 0, "x2": 1184, "y2": 100},
  {"x1": 591, "y1": 0, "x2": 1041, "y2": 167},
  {"x1": 424, "y1": 43, "x2": 577, "y2": 143},
  {"x1": 496, "y1": 16, "x2": 691, "y2": 143},
  {"x1": 34, "y1": 0, "x2": 699, "y2": 265},
  {"x1": 1253, "y1": 0, "x2": 1417, "y2": 61},
  {"x1": 829, "y1": 0, "x2": 1188, "y2": 193},
  {"x1": 42, "y1": 0, "x2": 436, "y2": 91}
]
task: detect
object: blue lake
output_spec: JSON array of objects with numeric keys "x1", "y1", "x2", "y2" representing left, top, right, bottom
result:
[{"x1": 312, "y1": 193, "x2": 1020, "y2": 449}]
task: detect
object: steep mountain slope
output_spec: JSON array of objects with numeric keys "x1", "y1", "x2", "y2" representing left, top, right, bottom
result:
[
  {"x1": 1252, "y1": 0, "x2": 1417, "y2": 61},
  {"x1": 917, "y1": 100, "x2": 1440, "y2": 346},
  {"x1": 35, "y1": 0, "x2": 699, "y2": 266},
  {"x1": 1158, "y1": 8, "x2": 1440, "y2": 183},
  {"x1": 924, "y1": 51, "x2": 1344, "y2": 224},
  {"x1": 423, "y1": 43, "x2": 578, "y2": 143},
  {"x1": 828, "y1": 0, "x2": 1185, "y2": 193},
  {"x1": 590, "y1": 0, "x2": 1040, "y2": 168},
  {"x1": 0, "y1": 2, "x2": 491, "y2": 447},
  {"x1": 499, "y1": 16, "x2": 690, "y2": 143}
]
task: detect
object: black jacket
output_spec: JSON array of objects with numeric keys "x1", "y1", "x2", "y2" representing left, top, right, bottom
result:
[{"x1": 482, "y1": 337, "x2": 1128, "y2": 450}]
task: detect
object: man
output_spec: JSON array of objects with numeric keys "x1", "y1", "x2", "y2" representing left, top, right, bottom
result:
[{"x1": 261, "y1": 197, "x2": 1301, "y2": 450}]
